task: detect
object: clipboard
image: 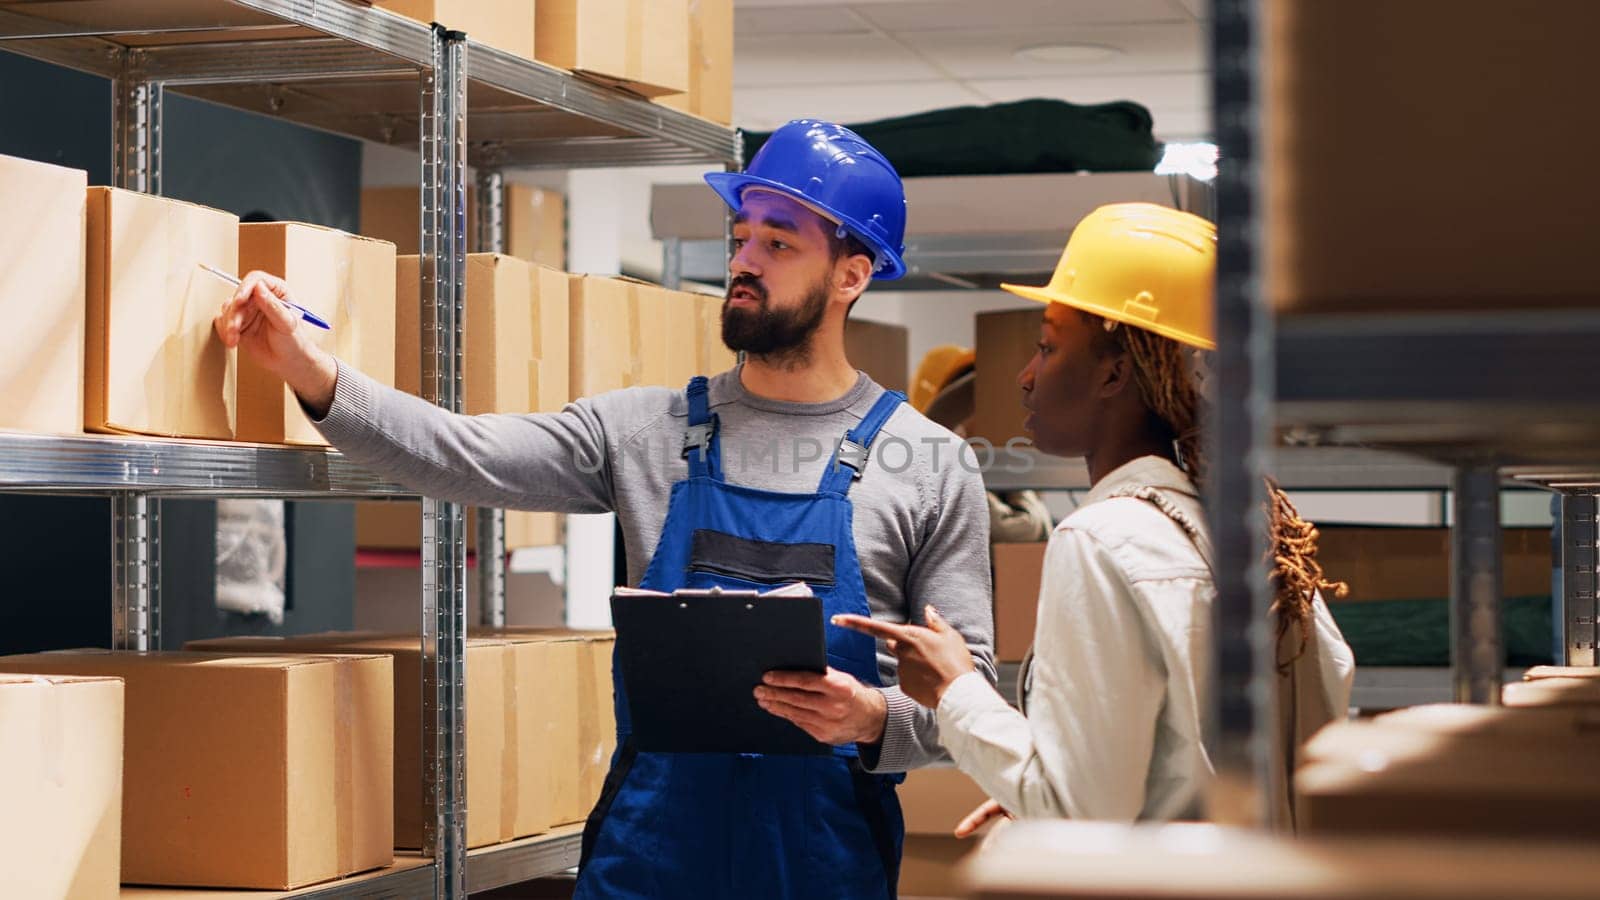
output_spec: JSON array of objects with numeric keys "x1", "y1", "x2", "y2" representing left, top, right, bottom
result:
[{"x1": 610, "y1": 586, "x2": 829, "y2": 756}]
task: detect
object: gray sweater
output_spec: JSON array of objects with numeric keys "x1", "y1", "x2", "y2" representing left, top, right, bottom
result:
[{"x1": 316, "y1": 362, "x2": 997, "y2": 772}]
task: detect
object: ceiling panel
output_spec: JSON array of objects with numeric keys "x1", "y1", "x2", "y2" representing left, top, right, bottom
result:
[
  {"x1": 851, "y1": 0, "x2": 1190, "y2": 33},
  {"x1": 900, "y1": 22, "x2": 1203, "y2": 79},
  {"x1": 736, "y1": 32, "x2": 941, "y2": 86},
  {"x1": 735, "y1": 6, "x2": 874, "y2": 37},
  {"x1": 734, "y1": 81, "x2": 979, "y2": 131}
]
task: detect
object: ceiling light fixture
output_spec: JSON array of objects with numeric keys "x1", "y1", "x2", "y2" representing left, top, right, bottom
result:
[{"x1": 1014, "y1": 43, "x2": 1123, "y2": 64}]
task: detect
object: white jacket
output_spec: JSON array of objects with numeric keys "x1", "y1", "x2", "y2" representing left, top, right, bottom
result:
[{"x1": 938, "y1": 455, "x2": 1355, "y2": 824}]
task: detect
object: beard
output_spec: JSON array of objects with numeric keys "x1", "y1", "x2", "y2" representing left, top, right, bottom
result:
[{"x1": 721, "y1": 272, "x2": 830, "y2": 365}]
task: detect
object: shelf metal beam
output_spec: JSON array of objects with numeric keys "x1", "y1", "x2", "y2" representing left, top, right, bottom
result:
[
  {"x1": 110, "y1": 492, "x2": 160, "y2": 652},
  {"x1": 1206, "y1": 0, "x2": 1276, "y2": 827},
  {"x1": 132, "y1": 37, "x2": 417, "y2": 85},
  {"x1": 419, "y1": 25, "x2": 470, "y2": 899},
  {"x1": 0, "y1": 434, "x2": 414, "y2": 498},
  {"x1": 474, "y1": 167, "x2": 509, "y2": 631},
  {"x1": 1451, "y1": 464, "x2": 1505, "y2": 704},
  {"x1": 1560, "y1": 495, "x2": 1599, "y2": 666}
]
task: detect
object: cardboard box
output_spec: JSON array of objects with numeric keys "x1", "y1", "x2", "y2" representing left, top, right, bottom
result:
[
  {"x1": 235, "y1": 223, "x2": 396, "y2": 445},
  {"x1": 1525, "y1": 666, "x2": 1600, "y2": 682},
  {"x1": 0, "y1": 154, "x2": 86, "y2": 435},
  {"x1": 970, "y1": 308, "x2": 1040, "y2": 446},
  {"x1": 373, "y1": 0, "x2": 534, "y2": 60},
  {"x1": 471, "y1": 631, "x2": 585, "y2": 831},
  {"x1": 1297, "y1": 713, "x2": 1600, "y2": 839},
  {"x1": 0, "y1": 651, "x2": 393, "y2": 889},
  {"x1": 500, "y1": 628, "x2": 616, "y2": 822},
  {"x1": 394, "y1": 254, "x2": 570, "y2": 416},
  {"x1": 1504, "y1": 677, "x2": 1600, "y2": 708},
  {"x1": 569, "y1": 275, "x2": 674, "y2": 397},
  {"x1": 960, "y1": 820, "x2": 1600, "y2": 900},
  {"x1": 899, "y1": 766, "x2": 991, "y2": 837},
  {"x1": 356, "y1": 502, "x2": 562, "y2": 551},
  {"x1": 1316, "y1": 527, "x2": 1552, "y2": 603},
  {"x1": 900, "y1": 834, "x2": 976, "y2": 898},
  {"x1": 536, "y1": 0, "x2": 689, "y2": 97},
  {"x1": 1264, "y1": 1, "x2": 1600, "y2": 314},
  {"x1": 185, "y1": 634, "x2": 510, "y2": 850},
  {"x1": 359, "y1": 184, "x2": 565, "y2": 268},
  {"x1": 992, "y1": 541, "x2": 1046, "y2": 663},
  {"x1": 656, "y1": 0, "x2": 733, "y2": 124},
  {"x1": 85, "y1": 187, "x2": 239, "y2": 438},
  {"x1": 697, "y1": 292, "x2": 736, "y2": 376},
  {"x1": 844, "y1": 318, "x2": 909, "y2": 393},
  {"x1": 0, "y1": 674, "x2": 122, "y2": 900}
]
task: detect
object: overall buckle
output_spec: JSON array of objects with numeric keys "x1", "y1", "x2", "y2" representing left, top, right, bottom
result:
[
  {"x1": 835, "y1": 438, "x2": 870, "y2": 479},
  {"x1": 682, "y1": 420, "x2": 716, "y2": 460}
]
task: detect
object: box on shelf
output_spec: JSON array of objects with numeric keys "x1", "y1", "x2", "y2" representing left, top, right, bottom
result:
[
  {"x1": 499, "y1": 628, "x2": 617, "y2": 821},
  {"x1": 970, "y1": 308, "x2": 1039, "y2": 446},
  {"x1": 992, "y1": 541, "x2": 1047, "y2": 663},
  {"x1": 1296, "y1": 711, "x2": 1600, "y2": 839},
  {"x1": 536, "y1": 0, "x2": 689, "y2": 97},
  {"x1": 359, "y1": 184, "x2": 565, "y2": 268},
  {"x1": 0, "y1": 651, "x2": 393, "y2": 890},
  {"x1": 1315, "y1": 527, "x2": 1552, "y2": 603},
  {"x1": 1264, "y1": 1, "x2": 1600, "y2": 314},
  {"x1": 0, "y1": 154, "x2": 86, "y2": 436},
  {"x1": 85, "y1": 187, "x2": 239, "y2": 439},
  {"x1": 236, "y1": 222, "x2": 396, "y2": 445},
  {"x1": 394, "y1": 254, "x2": 569, "y2": 417},
  {"x1": 470, "y1": 630, "x2": 586, "y2": 830},
  {"x1": 185, "y1": 633, "x2": 531, "y2": 849},
  {"x1": 697, "y1": 293, "x2": 735, "y2": 376},
  {"x1": 371, "y1": 0, "x2": 535, "y2": 60},
  {"x1": 568, "y1": 275, "x2": 665, "y2": 397},
  {"x1": 356, "y1": 502, "x2": 562, "y2": 552},
  {"x1": 656, "y1": 0, "x2": 733, "y2": 124},
  {"x1": 844, "y1": 318, "x2": 909, "y2": 394},
  {"x1": 0, "y1": 674, "x2": 123, "y2": 900},
  {"x1": 899, "y1": 768, "x2": 993, "y2": 899}
]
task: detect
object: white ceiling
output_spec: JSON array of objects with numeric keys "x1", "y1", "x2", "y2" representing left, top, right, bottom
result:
[{"x1": 733, "y1": 0, "x2": 1210, "y2": 142}]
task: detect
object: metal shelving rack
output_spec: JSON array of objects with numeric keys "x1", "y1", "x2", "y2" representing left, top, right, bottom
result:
[
  {"x1": 0, "y1": 1, "x2": 740, "y2": 896},
  {"x1": 1210, "y1": 0, "x2": 1600, "y2": 826}
]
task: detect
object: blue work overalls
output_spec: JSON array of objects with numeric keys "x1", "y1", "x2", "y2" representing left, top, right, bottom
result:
[{"x1": 576, "y1": 376, "x2": 908, "y2": 900}]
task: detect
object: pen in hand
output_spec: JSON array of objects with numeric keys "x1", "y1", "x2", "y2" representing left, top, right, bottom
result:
[{"x1": 199, "y1": 263, "x2": 331, "y2": 330}]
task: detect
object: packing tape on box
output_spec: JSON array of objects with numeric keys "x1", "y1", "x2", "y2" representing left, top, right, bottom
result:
[
  {"x1": 626, "y1": 284, "x2": 645, "y2": 388},
  {"x1": 32, "y1": 676, "x2": 65, "y2": 787},
  {"x1": 502, "y1": 647, "x2": 519, "y2": 840},
  {"x1": 335, "y1": 661, "x2": 354, "y2": 874}
]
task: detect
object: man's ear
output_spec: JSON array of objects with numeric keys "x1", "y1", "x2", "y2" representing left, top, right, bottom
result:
[{"x1": 833, "y1": 251, "x2": 874, "y2": 304}]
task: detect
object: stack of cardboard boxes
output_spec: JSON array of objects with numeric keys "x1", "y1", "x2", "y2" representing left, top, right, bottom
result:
[
  {"x1": 0, "y1": 650, "x2": 395, "y2": 891},
  {"x1": 0, "y1": 631, "x2": 615, "y2": 892},
  {"x1": 368, "y1": 0, "x2": 733, "y2": 124},
  {"x1": 1296, "y1": 668, "x2": 1600, "y2": 840}
]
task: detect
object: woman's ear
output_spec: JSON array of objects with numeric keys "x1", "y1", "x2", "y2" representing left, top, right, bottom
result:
[{"x1": 1097, "y1": 350, "x2": 1133, "y2": 400}]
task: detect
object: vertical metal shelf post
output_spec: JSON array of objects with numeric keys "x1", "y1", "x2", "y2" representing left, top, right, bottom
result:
[
  {"x1": 419, "y1": 26, "x2": 470, "y2": 899},
  {"x1": 1206, "y1": 0, "x2": 1276, "y2": 826},
  {"x1": 110, "y1": 48, "x2": 162, "y2": 652},
  {"x1": 110, "y1": 492, "x2": 160, "y2": 650},
  {"x1": 1559, "y1": 494, "x2": 1597, "y2": 666},
  {"x1": 474, "y1": 168, "x2": 509, "y2": 630},
  {"x1": 1451, "y1": 464, "x2": 1505, "y2": 703}
]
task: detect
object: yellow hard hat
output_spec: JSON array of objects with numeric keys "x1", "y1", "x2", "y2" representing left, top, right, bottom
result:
[
  {"x1": 1001, "y1": 202, "x2": 1217, "y2": 350},
  {"x1": 910, "y1": 345, "x2": 976, "y2": 414}
]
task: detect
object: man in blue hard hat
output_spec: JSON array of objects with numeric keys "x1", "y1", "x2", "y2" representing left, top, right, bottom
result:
[{"x1": 215, "y1": 119, "x2": 996, "y2": 899}]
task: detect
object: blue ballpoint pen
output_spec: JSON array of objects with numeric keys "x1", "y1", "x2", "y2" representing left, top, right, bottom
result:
[{"x1": 199, "y1": 263, "x2": 332, "y2": 330}]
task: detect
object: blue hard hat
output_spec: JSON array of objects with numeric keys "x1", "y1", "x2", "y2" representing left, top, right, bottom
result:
[{"x1": 706, "y1": 120, "x2": 907, "y2": 280}]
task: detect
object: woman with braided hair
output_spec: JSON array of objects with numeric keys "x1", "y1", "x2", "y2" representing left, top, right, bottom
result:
[{"x1": 838, "y1": 203, "x2": 1353, "y2": 830}]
